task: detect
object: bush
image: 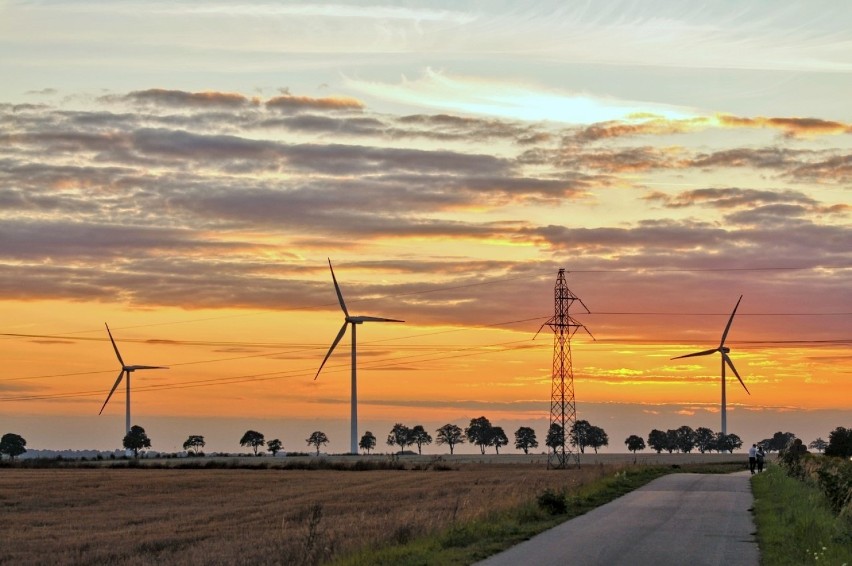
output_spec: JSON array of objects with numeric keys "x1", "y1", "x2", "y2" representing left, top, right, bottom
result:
[{"x1": 536, "y1": 488, "x2": 567, "y2": 515}]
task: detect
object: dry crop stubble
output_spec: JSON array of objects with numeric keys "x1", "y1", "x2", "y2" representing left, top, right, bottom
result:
[{"x1": 0, "y1": 462, "x2": 618, "y2": 565}]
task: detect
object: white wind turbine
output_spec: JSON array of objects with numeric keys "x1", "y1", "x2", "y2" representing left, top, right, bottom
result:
[
  {"x1": 99, "y1": 323, "x2": 168, "y2": 434},
  {"x1": 671, "y1": 295, "x2": 750, "y2": 434},
  {"x1": 315, "y1": 259, "x2": 404, "y2": 454}
]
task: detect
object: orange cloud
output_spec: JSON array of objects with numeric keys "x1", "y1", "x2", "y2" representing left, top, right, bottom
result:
[
  {"x1": 265, "y1": 95, "x2": 364, "y2": 112},
  {"x1": 717, "y1": 114, "x2": 851, "y2": 137}
]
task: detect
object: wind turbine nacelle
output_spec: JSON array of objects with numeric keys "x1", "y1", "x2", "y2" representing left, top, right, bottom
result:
[{"x1": 721, "y1": 346, "x2": 730, "y2": 354}]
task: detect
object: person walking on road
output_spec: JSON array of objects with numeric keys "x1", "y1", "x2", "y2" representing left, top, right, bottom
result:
[
  {"x1": 756, "y1": 446, "x2": 765, "y2": 473},
  {"x1": 748, "y1": 443, "x2": 757, "y2": 474}
]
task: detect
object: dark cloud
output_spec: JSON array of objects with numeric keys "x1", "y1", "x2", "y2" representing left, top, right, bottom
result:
[{"x1": 0, "y1": 90, "x2": 848, "y2": 337}]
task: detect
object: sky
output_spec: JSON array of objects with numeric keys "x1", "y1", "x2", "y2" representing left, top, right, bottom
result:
[{"x1": 0, "y1": 0, "x2": 850, "y2": 455}]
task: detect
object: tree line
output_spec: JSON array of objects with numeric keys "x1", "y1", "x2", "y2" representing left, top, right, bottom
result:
[{"x1": 3, "y1": 425, "x2": 850, "y2": 460}]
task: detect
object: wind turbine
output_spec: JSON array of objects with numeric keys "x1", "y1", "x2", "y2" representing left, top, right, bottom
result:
[
  {"x1": 315, "y1": 259, "x2": 403, "y2": 454},
  {"x1": 99, "y1": 323, "x2": 168, "y2": 434},
  {"x1": 671, "y1": 295, "x2": 750, "y2": 435}
]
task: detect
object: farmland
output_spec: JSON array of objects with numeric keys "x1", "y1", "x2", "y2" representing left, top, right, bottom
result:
[{"x1": 0, "y1": 453, "x2": 744, "y2": 565}]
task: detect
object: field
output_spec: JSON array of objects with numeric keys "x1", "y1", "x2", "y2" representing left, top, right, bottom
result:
[{"x1": 0, "y1": 453, "x2": 745, "y2": 565}]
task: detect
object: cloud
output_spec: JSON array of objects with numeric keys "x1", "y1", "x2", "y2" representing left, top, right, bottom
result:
[
  {"x1": 345, "y1": 68, "x2": 696, "y2": 124},
  {"x1": 717, "y1": 114, "x2": 852, "y2": 137},
  {"x1": 266, "y1": 94, "x2": 364, "y2": 112},
  {"x1": 119, "y1": 89, "x2": 259, "y2": 108},
  {"x1": 0, "y1": 89, "x2": 848, "y2": 338}
]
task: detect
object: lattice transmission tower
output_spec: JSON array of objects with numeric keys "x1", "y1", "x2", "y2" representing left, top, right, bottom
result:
[{"x1": 538, "y1": 269, "x2": 593, "y2": 469}]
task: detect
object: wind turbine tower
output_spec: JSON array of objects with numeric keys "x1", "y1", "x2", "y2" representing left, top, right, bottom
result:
[
  {"x1": 99, "y1": 323, "x2": 168, "y2": 434},
  {"x1": 538, "y1": 269, "x2": 593, "y2": 469},
  {"x1": 671, "y1": 295, "x2": 750, "y2": 435},
  {"x1": 315, "y1": 259, "x2": 404, "y2": 454}
]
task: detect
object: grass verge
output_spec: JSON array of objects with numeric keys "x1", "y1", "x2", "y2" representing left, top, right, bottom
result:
[
  {"x1": 334, "y1": 462, "x2": 742, "y2": 566},
  {"x1": 751, "y1": 463, "x2": 852, "y2": 565}
]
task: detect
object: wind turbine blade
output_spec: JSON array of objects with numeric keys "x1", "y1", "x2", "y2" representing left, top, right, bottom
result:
[
  {"x1": 723, "y1": 352, "x2": 750, "y2": 395},
  {"x1": 104, "y1": 323, "x2": 125, "y2": 367},
  {"x1": 315, "y1": 321, "x2": 348, "y2": 380},
  {"x1": 328, "y1": 259, "x2": 349, "y2": 318},
  {"x1": 99, "y1": 370, "x2": 125, "y2": 415},
  {"x1": 719, "y1": 295, "x2": 743, "y2": 348},
  {"x1": 128, "y1": 365, "x2": 168, "y2": 370},
  {"x1": 671, "y1": 348, "x2": 718, "y2": 360},
  {"x1": 355, "y1": 316, "x2": 404, "y2": 323}
]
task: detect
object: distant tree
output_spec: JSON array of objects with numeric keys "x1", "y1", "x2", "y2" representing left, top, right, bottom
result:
[
  {"x1": 825, "y1": 426, "x2": 852, "y2": 458},
  {"x1": 387, "y1": 423, "x2": 413, "y2": 454},
  {"x1": 182, "y1": 435, "x2": 205, "y2": 455},
  {"x1": 359, "y1": 431, "x2": 377, "y2": 454},
  {"x1": 665, "y1": 429, "x2": 678, "y2": 453},
  {"x1": 489, "y1": 426, "x2": 509, "y2": 454},
  {"x1": 569, "y1": 420, "x2": 593, "y2": 454},
  {"x1": 465, "y1": 416, "x2": 494, "y2": 455},
  {"x1": 267, "y1": 438, "x2": 283, "y2": 456},
  {"x1": 587, "y1": 426, "x2": 609, "y2": 454},
  {"x1": 514, "y1": 427, "x2": 538, "y2": 455},
  {"x1": 545, "y1": 423, "x2": 565, "y2": 453},
  {"x1": 715, "y1": 432, "x2": 743, "y2": 453},
  {"x1": 239, "y1": 430, "x2": 265, "y2": 456},
  {"x1": 306, "y1": 431, "x2": 329, "y2": 455},
  {"x1": 647, "y1": 429, "x2": 668, "y2": 453},
  {"x1": 436, "y1": 424, "x2": 465, "y2": 455},
  {"x1": 123, "y1": 425, "x2": 151, "y2": 459},
  {"x1": 695, "y1": 427, "x2": 716, "y2": 453},
  {"x1": 760, "y1": 431, "x2": 796, "y2": 453},
  {"x1": 0, "y1": 433, "x2": 27, "y2": 461},
  {"x1": 408, "y1": 425, "x2": 433, "y2": 455},
  {"x1": 624, "y1": 435, "x2": 645, "y2": 454},
  {"x1": 808, "y1": 437, "x2": 828, "y2": 453},
  {"x1": 674, "y1": 426, "x2": 696, "y2": 453}
]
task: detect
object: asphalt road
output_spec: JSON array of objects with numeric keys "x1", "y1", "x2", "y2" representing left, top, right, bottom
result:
[{"x1": 476, "y1": 471, "x2": 759, "y2": 566}]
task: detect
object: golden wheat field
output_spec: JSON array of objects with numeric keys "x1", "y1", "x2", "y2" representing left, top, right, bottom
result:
[{"x1": 0, "y1": 453, "x2": 744, "y2": 565}]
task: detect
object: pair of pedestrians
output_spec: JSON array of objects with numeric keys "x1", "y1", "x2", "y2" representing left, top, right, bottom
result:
[{"x1": 748, "y1": 443, "x2": 765, "y2": 473}]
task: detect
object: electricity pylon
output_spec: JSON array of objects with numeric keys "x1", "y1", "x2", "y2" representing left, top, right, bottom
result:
[{"x1": 537, "y1": 269, "x2": 593, "y2": 469}]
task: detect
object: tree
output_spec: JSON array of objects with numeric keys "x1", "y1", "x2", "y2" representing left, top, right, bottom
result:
[
  {"x1": 387, "y1": 423, "x2": 413, "y2": 454},
  {"x1": 674, "y1": 426, "x2": 696, "y2": 453},
  {"x1": 545, "y1": 423, "x2": 564, "y2": 453},
  {"x1": 489, "y1": 426, "x2": 508, "y2": 454},
  {"x1": 239, "y1": 430, "x2": 265, "y2": 456},
  {"x1": 569, "y1": 420, "x2": 593, "y2": 454},
  {"x1": 359, "y1": 431, "x2": 377, "y2": 454},
  {"x1": 182, "y1": 435, "x2": 205, "y2": 455},
  {"x1": 465, "y1": 416, "x2": 494, "y2": 455},
  {"x1": 808, "y1": 437, "x2": 828, "y2": 453},
  {"x1": 587, "y1": 426, "x2": 609, "y2": 454},
  {"x1": 408, "y1": 425, "x2": 433, "y2": 455},
  {"x1": 825, "y1": 426, "x2": 852, "y2": 458},
  {"x1": 664, "y1": 429, "x2": 678, "y2": 453},
  {"x1": 695, "y1": 427, "x2": 716, "y2": 454},
  {"x1": 624, "y1": 435, "x2": 645, "y2": 454},
  {"x1": 514, "y1": 427, "x2": 538, "y2": 455},
  {"x1": 759, "y1": 431, "x2": 796, "y2": 453},
  {"x1": 306, "y1": 431, "x2": 329, "y2": 455},
  {"x1": 436, "y1": 424, "x2": 465, "y2": 455},
  {"x1": 123, "y1": 425, "x2": 151, "y2": 459},
  {"x1": 267, "y1": 438, "x2": 283, "y2": 456},
  {"x1": 647, "y1": 429, "x2": 668, "y2": 453},
  {"x1": 0, "y1": 433, "x2": 27, "y2": 461},
  {"x1": 715, "y1": 432, "x2": 742, "y2": 453}
]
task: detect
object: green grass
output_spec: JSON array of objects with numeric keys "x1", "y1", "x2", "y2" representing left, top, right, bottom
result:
[
  {"x1": 333, "y1": 462, "x2": 742, "y2": 566},
  {"x1": 751, "y1": 463, "x2": 852, "y2": 566}
]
